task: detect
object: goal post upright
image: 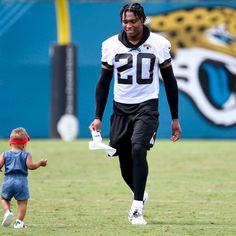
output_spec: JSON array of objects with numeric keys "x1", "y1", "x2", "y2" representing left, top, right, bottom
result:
[{"x1": 51, "y1": 0, "x2": 78, "y2": 140}]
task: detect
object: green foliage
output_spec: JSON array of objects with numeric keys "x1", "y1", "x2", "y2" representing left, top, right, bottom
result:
[{"x1": 0, "y1": 139, "x2": 236, "y2": 235}]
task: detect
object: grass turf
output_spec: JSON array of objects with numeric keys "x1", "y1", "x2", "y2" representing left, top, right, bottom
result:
[{"x1": 0, "y1": 139, "x2": 236, "y2": 235}]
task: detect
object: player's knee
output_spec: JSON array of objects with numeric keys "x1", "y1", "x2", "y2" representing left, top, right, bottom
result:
[
  {"x1": 132, "y1": 143, "x2": 146, "y2": 153},
  {"x1": 132, "y1": 143, "x2": 147, "y2": 164}
]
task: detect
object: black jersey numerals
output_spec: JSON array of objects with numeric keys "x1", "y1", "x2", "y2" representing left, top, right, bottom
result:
[
  {"x1": 115, "y1": 53, "x2": 133, "y2": 84},
  {"x1": 115, "y1": 53, "x2": 156, "y2": 84}
]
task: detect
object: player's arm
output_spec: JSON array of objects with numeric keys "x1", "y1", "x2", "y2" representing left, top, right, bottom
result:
[
  {"x1": 160, "y1": 59, "x2": 178, "y2": 119},
  {"x1": 26, "y1": 154, "x2": 47, "y2": 170},
  {"x1": 0, "y1": 153, "x2": 4, "y2": 171},
  {"x1": 89, "y1": 64, "x2": 113, "y2": 132},
  {"x1": 95, "y1": 64, "x2": 113, "y2": 120},
  {"x1": 160, "y1": 59, "x2": 181, "y2": 141}
]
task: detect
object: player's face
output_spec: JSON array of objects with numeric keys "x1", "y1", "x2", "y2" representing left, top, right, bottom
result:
[{"x1": 122, "y1": 11, "x2": 144, "y2": 40}]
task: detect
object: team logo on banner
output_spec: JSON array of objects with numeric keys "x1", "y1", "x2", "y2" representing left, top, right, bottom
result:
[{"x1": 147, "y1": 6, "x2": 236, "y2": 126}]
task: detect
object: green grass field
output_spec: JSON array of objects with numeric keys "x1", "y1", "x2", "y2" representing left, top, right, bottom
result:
[{"x1": 0, "y1": 139, "x2": 235, "y2": 236}]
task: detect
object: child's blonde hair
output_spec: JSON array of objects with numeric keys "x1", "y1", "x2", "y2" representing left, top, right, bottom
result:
[
  {"x1": 9, "y1": 127, "x2": 30, "y2": 148},
  {"x1": 10, "y1": 127, "x2": 29, "y2": 140}
]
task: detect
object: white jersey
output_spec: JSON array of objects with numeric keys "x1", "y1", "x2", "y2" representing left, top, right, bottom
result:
[{"x1": 101, "y1": 32, "x2": 171, "y2": 104}]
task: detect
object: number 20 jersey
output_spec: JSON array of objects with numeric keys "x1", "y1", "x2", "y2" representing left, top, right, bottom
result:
[{"x1": 101, "y1": 32, "x2": 171, "y2": 104}]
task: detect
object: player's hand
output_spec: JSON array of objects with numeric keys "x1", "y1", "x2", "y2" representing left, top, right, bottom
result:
[
  {"x1": 40, "y1": 159, "x2": 48, "y2": 167},
  {"x1": 171, "y1": 119, "x2": 181, "y2": 142},
  {"x1": 89, "y1": 118, "x2": 102, "y2": 132}
]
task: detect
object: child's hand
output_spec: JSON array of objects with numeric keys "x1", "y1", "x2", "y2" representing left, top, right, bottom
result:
[{"x1": 40, "y1": 159, "x2": 48, "y2": 167}]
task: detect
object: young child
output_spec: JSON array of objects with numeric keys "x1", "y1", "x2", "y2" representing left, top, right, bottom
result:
[{"x1": 0, "y1": 127, "x2": 47, "y2": 228}]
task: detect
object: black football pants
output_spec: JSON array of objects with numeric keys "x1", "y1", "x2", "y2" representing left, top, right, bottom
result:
[{"x1": 118, "y1": 142, "x2": 148, "y2": 201}]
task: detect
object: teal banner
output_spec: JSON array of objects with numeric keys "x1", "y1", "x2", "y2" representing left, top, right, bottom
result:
[{"x1": 0, "y1": 1, "x2": 235, "y2": 139}]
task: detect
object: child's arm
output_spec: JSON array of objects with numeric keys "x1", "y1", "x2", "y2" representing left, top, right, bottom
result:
[
  {"x1": 26, "y1": 154, "x2": 47, "y2": 170},
  {"x1": 0, "y1": 153, "x2": 4, "y2": 171}
]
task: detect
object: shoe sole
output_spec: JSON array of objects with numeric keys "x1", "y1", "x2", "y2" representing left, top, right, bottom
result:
[{"x1": 2, "y1": 213, "x2": 14, "y2": 227}]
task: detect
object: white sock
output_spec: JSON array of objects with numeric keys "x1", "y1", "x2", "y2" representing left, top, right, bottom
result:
[
  {"x1": 131, "y1": 200, "x2": 143, "y2": 211},
  {"x1": 132, "y1": 191, "x2": 148, "y2": 201},
  {"x1": 143, "y1": 191, "x2": 148, "y2": 200}
]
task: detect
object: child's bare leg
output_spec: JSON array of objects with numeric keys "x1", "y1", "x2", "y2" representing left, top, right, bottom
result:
[
  {"x1": 1, "y1": 198, "x2": 14, "y2": 227},
  {"x1": 17, "y1": 200, "x2": 27, "y2": 221},
  {"x1": 1, "y1": 198, "x2": 11, "y2": 213}
]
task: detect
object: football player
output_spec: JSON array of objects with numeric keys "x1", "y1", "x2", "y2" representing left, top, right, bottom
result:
[{"x1": 89, "y1": 2, "x2": 181, "y2": 225}]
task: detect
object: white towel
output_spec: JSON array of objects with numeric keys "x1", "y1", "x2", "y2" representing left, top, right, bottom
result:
[{"x1": 88, "y1": 141, "x2": 116, "y2": 156}]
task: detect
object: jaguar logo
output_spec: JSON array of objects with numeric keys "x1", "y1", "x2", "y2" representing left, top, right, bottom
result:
[{"x1": 147, "y1": 6, "x2": 236, "y2": 126}]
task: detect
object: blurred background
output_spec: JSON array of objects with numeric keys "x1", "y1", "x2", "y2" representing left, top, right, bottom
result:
[{"x1": 0, "y1": 0, "x2": 236, "y2": 139}]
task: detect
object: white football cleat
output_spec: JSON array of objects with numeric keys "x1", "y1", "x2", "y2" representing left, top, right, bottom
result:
[
  {"x1": 14, "y1": 219, "x2": 27, "y2": 229},
  {"x1": 2, "y1": 210, "x2": 14, "y2": 227},
  {"x1": 128, "y1": 209, "x2": 147, "y2": 225}
]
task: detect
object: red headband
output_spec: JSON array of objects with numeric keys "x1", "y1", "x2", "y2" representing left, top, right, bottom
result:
[{"x1": 9, "y1": 136, "x2": 30, "y2": 145}]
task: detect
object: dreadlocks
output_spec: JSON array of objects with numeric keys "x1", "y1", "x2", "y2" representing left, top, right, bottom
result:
[{"x1": 120, "y1": 3, "x2": 147, "y2": 22}]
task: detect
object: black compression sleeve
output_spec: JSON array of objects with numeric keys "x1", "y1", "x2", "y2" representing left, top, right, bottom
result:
[
  {"x1": 95, "y1": 68, "x2": 113, "y2": 120},
  {"x1": 160, "y1": 65, "x2": 179, "y2": 119}
]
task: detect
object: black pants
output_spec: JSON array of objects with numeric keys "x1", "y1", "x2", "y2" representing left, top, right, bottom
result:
[{"x1": 109, "y1": 99, "x2": 159, "y2": 201}]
